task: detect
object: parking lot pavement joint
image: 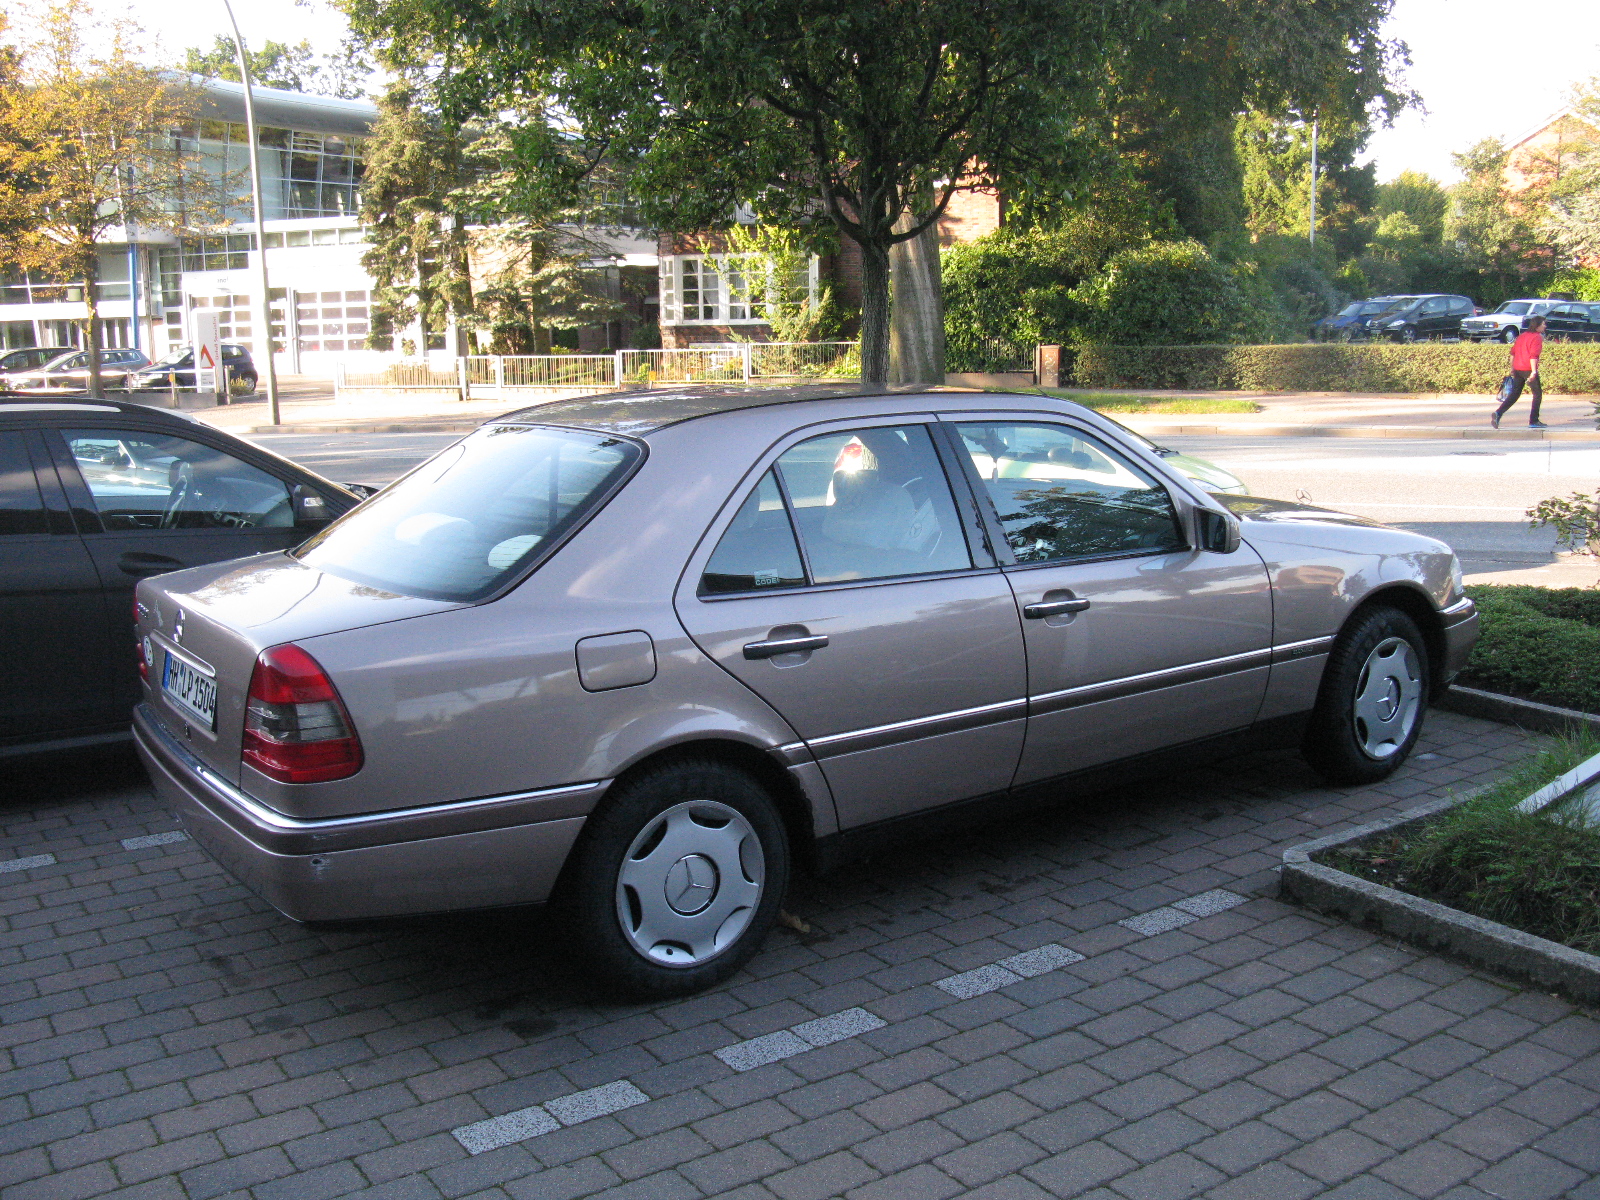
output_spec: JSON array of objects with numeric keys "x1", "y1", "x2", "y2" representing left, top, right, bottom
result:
[
  {"x1": 0, "y1": 853, "x2": 57, "y2": 872},
  {"x1": 121, "y1": 832, "x2": 190, "y2": 851},
  {"x1": 935, "y1": 944, "x2": 1089, "y2": 1000},
  {"x1": 1118, "y1": 891, "x2": 1249, "y2": 937},
  {"x1": 451, "y1": 1080, "x2": 649, "y2": 1154},
  {"x1": 716, "y1": 1008, "x2": 888, "y2": 1071}
]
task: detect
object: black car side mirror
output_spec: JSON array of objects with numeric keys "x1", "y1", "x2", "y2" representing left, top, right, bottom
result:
[
  {"x1": 291, "y1": 483, "x2": 334, "y2": 528},
  {"x1": 1196, "y1": 508, "x2": 1240, "y2": 555}
]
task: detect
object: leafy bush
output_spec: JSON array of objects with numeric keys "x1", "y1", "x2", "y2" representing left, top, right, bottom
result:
[
  {"x1": 1546, "y1": 266, "x2": 1600, "y2": 302},
  {"x1": 1070, "y1": 241, "x2": 1270, "y2": 346},
  {"x1": 941, "y1": 226, "x2": 1099, "y2": 371},
  {"x1": 1321, "y1": 735, "x2": 1600, "y2": 954},
  {"x1": 1458, "y1": 585, "x2": 1600, "y2": 713},
  {"x1": 1072, "y1": 342, "x2": 1600, "y2": 394}
]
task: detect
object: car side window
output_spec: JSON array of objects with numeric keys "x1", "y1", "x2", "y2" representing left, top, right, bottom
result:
[
  {"x1": 774, "y1": 425, "x2": 972, "y2": 584},
  {"x1": 0, "y1": 432, "x2": 49, "y2": 537},
  {"x1": 1420, "y1": 298, "x2": 1445, "y2": 315},
  {"x1": 61, "y1": 428, "x2": 293, "y2": 531},
  {"x1": 1450, "y1": 298, "x2": 1472, "y2": 315},
  {"x1": 954, "y1": 422, "x2": 1185, "y2": 563},
  {"x1": 700, "y1": 470, "x2": 807, "y2": 594}
]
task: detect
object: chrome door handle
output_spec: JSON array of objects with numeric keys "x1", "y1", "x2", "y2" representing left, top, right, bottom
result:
[
  {"x1": 743, "y1": 634, "x2": 829, "y2": 659},
  {"x1": 119, "y1": 552, "x2": 186, "y2": 578},
  {"x1": 1023, "y1": 598, "x2": 1091, "y2": 619}
]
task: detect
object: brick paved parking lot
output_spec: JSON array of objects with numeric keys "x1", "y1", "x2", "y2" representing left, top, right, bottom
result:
[{"x1": 3, "y1": 709, "x2": 1597, "y2": 1200}]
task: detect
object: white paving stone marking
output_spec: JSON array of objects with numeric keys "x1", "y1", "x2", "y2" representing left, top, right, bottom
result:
[
  {"x1": 935, "y1": 943, "x2": 1087, "y2": 999},
  {"x1": 0, "y1": 854, "x2": 56, "y2": 873},
  {"x1": 121, "y1": 831, "x2": 189, "y2": 850},
  {"x1": 714, "y1": 1006, "x2": 888, "y2": 1072},
  {"x1": 451, "y1": 1079, "x2": 649, "y2": 1154},
  {"x1": 1119, "y1": 889, "x2": 1248, "y2": 935}
]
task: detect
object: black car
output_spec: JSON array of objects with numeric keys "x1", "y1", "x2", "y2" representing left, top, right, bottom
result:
[
  {"x1": 0, "y1": 346, "x2": 76, "y2": 385},
  {"x1": 1375, "y1": 294, "x2": 1476, "y2": 342},
  {"x1": 1544, "y1": 301, "x2": 1600, "y2": 342},
  {"x1": 0, "y1": 397, "x2": 369, "y2": 757},
  {"x1": 1311, "y1": 296, "x2": 1413, "y2": 342},
  {"x1": 130, "y1": 344, "x2": 259, "y2": 395}
]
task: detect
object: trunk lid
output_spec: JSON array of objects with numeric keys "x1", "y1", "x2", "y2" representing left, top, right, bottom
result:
[{"x1": 138, "y1": 551, "x2": 460, "y2": 784}]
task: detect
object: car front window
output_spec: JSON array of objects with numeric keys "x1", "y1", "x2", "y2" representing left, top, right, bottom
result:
[{"x1": 296, "y1": 423, "x2": 641, "y2": 602}]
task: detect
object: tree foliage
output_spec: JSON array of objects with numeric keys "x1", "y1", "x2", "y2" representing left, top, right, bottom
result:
[
  {"x1": 1069, "y1": 241, "x2": 1271, "y2": 346},
  {"x1": 0, "y1": 0, "x2": 222, "y2": 393},
  {"x1": 182, "y1": 34, "x2": 372, "y2": 100},
  {"x1": 1446, "y1": 139, "x2": 1551, "y2": 306}
]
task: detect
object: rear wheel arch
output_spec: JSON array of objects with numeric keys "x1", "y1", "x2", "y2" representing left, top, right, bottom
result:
[{"x1": 601, "y1": 737, "x2": 821, "y2": 872}]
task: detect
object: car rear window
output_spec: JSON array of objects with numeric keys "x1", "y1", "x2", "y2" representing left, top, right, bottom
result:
[{"x1": 295, "y1": 423, "x2": 641, "y2": 602}]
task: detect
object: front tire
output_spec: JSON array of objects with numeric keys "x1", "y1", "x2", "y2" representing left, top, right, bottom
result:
[
  {"x1": 1303, "y1": 606, "x2": 1429, "y2": 785},
  {"x1": 1499, "y1": 327, "x2": 1519, "y2": 344},
  {"x1": 558, "y1": 759, "x2": 790, "y2": 997}
]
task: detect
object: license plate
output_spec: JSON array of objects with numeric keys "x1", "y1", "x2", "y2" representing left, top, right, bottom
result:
[{"x1": 162, "y1": 651, "x2": 217, "y2": 731}]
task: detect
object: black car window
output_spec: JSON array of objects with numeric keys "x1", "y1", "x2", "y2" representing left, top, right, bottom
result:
[
  {"x1": 0, "y1": 432, "x2": 49, "y2": 537},
  {"x1": 954, "y1": 422, "x2": 1185, "y2": 563},
  {"x1": 1450, "y1": 298, "x2": 1473, "y2": 315},
  {"x1": 774, "y1": 425, "x2": 972, "y2": 584},
  {"x1": 62, "y1": 428, "x2": 293, "y2": 531},
  {"x1": 1419, "y1": 298, "x2": 1446, "y2": 315},
  {"x1": 700, "y1": 470, "x2": 807, "y2": 595}
]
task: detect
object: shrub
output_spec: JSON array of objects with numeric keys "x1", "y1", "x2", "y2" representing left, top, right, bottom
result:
[
  {"x1": 1071, "y1": 341, "x2": 1600, "y2": 394},
  {"x1": 1458, "y1": 585, "x2": 1600, "y2": 712},
  {"x1": 1547, "y1": 266, "x2": 1600, "y2": 302},
  {"x1": 1321, "y1": 734, "x2": 1600, "y2": 954},
  {"x1": 941, "y1": 227, "x2": 1098, "y2": 371},
  {"x1": 1069, "y1": 241, "x2": 1265, "y2": 346}
]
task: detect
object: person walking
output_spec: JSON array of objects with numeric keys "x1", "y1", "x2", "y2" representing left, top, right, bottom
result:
[{"x1": 1492, "y1": 315, "x2": 1546, "y2": 428}]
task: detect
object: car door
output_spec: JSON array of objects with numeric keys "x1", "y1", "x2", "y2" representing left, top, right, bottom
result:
[
  {"x1": 1417, "y1": 297, "x2": 1449, "y2": 338},
  {"x1": 43, "y1": 422, "x2": 309, "y2": 717},
  {"x1": 944, "y1": 416, "x2": 1274, "y2": 786},
  {"x1": 674, "y1": 418, "x2": 1028, "y2": 830},
  {"x1": 0, "y1": 427, "x2": 116, "y2": 743},
  {"x1": 1446, "y1": 297, "x2": 1473, "y2": 338}
]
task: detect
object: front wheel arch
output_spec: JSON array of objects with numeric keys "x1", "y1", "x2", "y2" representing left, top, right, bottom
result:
[{"x1": 1345, "y1": 585, "x2": 1450, "y2": 693}]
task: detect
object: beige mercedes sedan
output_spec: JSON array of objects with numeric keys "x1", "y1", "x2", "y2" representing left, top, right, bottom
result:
[{"x1": 133, "y1": 386, "x2": 1477, "y2": 995}]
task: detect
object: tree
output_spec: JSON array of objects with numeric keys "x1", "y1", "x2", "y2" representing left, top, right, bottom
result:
[
  {"x1": 183, "y1": 33, "x2": 372, "y2": 99},
  {"x1": 1374, "y1": 171, "x2": 1448, "y2": 245},
  {"x1": 1447, "y1": 139, "x2": 1550, "y2": 306},
  {"x1": 1542, "y1": 78, "x2": 1600, "y2": 265},
  {"x1": 344, "y1": 0, "x2": 1147, "y2": 384},
  {"x1": 0, "y1": 0, "x2": 223, "y2": 395}
]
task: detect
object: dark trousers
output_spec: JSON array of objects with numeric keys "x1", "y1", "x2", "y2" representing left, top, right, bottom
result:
[{"x1": 1494, "y1": 370, "x2": 1542, "y2": 423}]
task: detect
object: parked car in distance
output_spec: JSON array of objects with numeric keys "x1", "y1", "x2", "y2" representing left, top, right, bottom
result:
[
  {"x1": 1312, "y1": 296, "x2": 1413, "y2": 341},
  {"x1": 1377, "y1": 294, "x2": 1476, "y2": 342},
  {"x1": 1460, "y1": 299, "x2": 1562, "y2": 343},
  {"x1": 132, "y1": 385, "x2": 1477, "y2": 996},
  {"x1": 0, "y1": 396, "x2": 372, "y2": 760},
  {"x1": 9, "y1": 347, "x2": 152, "y2": 391},
  {"x1": 130, "y1": 344, "x2": 259, "y2": 395},
  {"x1": 0, "y1": 346, "x2": 75, "y2": 385},
  {"x1": 1542, "y1": 302, "x2": 1600, "y2": 342},
  {"x1": 1102, "y1": 418, "x2": 1249, "y2": 494}
]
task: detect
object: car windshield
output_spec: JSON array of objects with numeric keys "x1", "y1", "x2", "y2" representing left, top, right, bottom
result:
[
  {"x1": 1496, "y1": 302, "x2": 1530, "y2": 315},
  {"x1": 295, "y1": 422, "x2": 641, "y2": 602},
  {"x1": 1358, "y1": 300, "x2": 1403, "y2": 315}
]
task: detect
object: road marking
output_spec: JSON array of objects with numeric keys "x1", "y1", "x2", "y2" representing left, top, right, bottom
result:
[
  {"x1": 714, "y1": 1006, "x2": 888, "y2": 1072},
  {"x1": 452, "y1": 1080, "x2": 649, "y2": 1155},
  {"x1": 935, "y1": 943, "x2": 1086, "y2": 999},
  {"x1": 1119, "y1": 889, "x2": 1247, "y2": 935},
  {"x1": 0, "y1": 854, "x2": 56, "y2": 873},
  {"x1": 121, "y1": 831, "x2": 189, "y2": 850}
]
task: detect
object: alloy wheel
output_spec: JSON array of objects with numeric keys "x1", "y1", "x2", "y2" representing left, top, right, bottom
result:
[{"x1": 1352, "y1": 636, "x2": 1423, "y2": 760}]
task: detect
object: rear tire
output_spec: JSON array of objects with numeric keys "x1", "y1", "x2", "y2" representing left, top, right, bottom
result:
[
  {"x1": 557, "y1": 759, "x2": 789, "y2": 997},
  {"x1": 1303, "y1": 606, "x2": 1430, "y2": 785},
  {"x1": 1500, "y1": 327, "x2": 1519, "y2": 344}
]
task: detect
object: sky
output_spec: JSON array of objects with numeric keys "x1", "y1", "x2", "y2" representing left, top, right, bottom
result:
[{"x1": 52, "y1": 0, "x2": 1600, "y2": 187}]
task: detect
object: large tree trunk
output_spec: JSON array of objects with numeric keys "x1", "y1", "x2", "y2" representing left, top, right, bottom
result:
[
  {"x1": 889, "y1": 215, "x2": 944, "y2": 386},
  {"x1": 858, "y1": 242, "x2": 891, "y2": 385}
]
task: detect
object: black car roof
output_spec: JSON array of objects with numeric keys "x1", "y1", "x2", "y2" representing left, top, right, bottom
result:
[
  {"x1": 493, "y1": 383, "x2": 939, "y2": 436},
  {"x1": 0, "y1": 393, "x2": 204, "y2": 424}
]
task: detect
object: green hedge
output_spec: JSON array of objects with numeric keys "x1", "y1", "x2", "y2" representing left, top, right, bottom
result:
[
  {"x1": 1071, "y1": 342, "x2": 1600, "y2": 394},
  {"x1": 1458, "y1": 585, "x2": 1600, "y2": 713}
]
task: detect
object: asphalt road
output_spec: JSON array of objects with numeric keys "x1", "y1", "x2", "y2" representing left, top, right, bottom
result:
[{"x1": 252, "y1": 429, "x2": 1600, "y2": 584}]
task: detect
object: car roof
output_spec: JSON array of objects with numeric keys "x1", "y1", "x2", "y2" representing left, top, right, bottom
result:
[
  {"x1": 0, "y1": 394, "x2": 205, "y2": 424},
  {"x1": 493, "y1": 384, "x2": 948, "y2": 436}
]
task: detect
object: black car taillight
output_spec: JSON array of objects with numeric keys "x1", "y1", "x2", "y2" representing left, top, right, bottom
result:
[{"x1": 242, "y1": 644, "x2": 363, "y2": 784}]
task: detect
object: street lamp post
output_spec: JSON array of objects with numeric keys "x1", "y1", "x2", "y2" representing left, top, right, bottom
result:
[
  {"x1": 1309, "y1": 117, "x2": 1319, "y2": 249},
  {"x1": 219, "y1": 0, "x2": 281, "y2": 424}
]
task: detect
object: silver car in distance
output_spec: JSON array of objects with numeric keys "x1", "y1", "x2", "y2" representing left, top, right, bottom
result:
[{"x1": 133, "y1": 387, "x2": 1478, "y2": 996}]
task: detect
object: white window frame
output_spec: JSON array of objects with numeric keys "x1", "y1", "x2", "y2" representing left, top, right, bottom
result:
[{"x1": 659, "y1": 253, "x2": 818, "y2": 325}]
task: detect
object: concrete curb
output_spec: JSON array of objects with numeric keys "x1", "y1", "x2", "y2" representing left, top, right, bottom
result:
[
  {"x1": 1121, "y1": 422, "x2": 1600, "y2": 441},
  {"x1": 1280, "y1": 801, "x2": 1600, "y2": 1006},
  {"x1": 1436, "y1": 684, "x2": 1600, "y2": 736}
]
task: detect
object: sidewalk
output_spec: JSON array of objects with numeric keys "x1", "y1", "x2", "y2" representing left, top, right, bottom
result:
[{"x1": 190, "y1": 381, "x2": 1600, "y2": 439}]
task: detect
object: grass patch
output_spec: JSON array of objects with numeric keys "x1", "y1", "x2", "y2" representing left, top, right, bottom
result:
[
  {"x1": 1318, "y1": 733, "x2": 1600, "y2": 954},
  {"x1": 1037, "y1": 389, "x2": 1262, "y2": 414},
  {"x1": 1459, "y1": 585, "x2": 1600, "y2": 714}
]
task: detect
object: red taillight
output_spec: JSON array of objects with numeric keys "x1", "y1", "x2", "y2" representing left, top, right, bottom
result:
[{"x1": 241, "y1": 644, "x2": 363, "y2": 784}]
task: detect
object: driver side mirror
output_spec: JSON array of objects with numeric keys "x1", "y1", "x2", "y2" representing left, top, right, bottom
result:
[
  {"x1": 1196, "y1": 508, "x2": 1240, "y2": 555},
  {"x1": 291, "y1": 483, "x2": 333, "y2": 528}
]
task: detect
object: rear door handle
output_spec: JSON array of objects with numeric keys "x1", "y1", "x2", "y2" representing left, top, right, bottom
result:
[
  {"x1": 744, "y1": 634, "x2": 829, "y2": 659},
  {"x1": 118, "y1": 552, "x2": 186, "y2": 578},
  {"x1": 1023, "y1": 598, "x2": 1091, "y2": 619}
]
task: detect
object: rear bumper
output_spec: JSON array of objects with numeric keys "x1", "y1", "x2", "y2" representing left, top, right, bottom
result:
[
  {"x1": 1440, "y1": 596, "x2": 1479, "y2": 682},
  {"x1": 133, "y1": 704, "x2": 595, "y2": 922}
]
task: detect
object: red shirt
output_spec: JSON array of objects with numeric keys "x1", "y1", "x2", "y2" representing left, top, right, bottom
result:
[{"x1": 1511, "y1": 330, "x2": 1543, "y2": 372}]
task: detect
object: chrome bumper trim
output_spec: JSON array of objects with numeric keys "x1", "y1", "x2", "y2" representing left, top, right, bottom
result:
[{"x1": 134, "y1": 703, "x2": 607, "y2": 855}]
